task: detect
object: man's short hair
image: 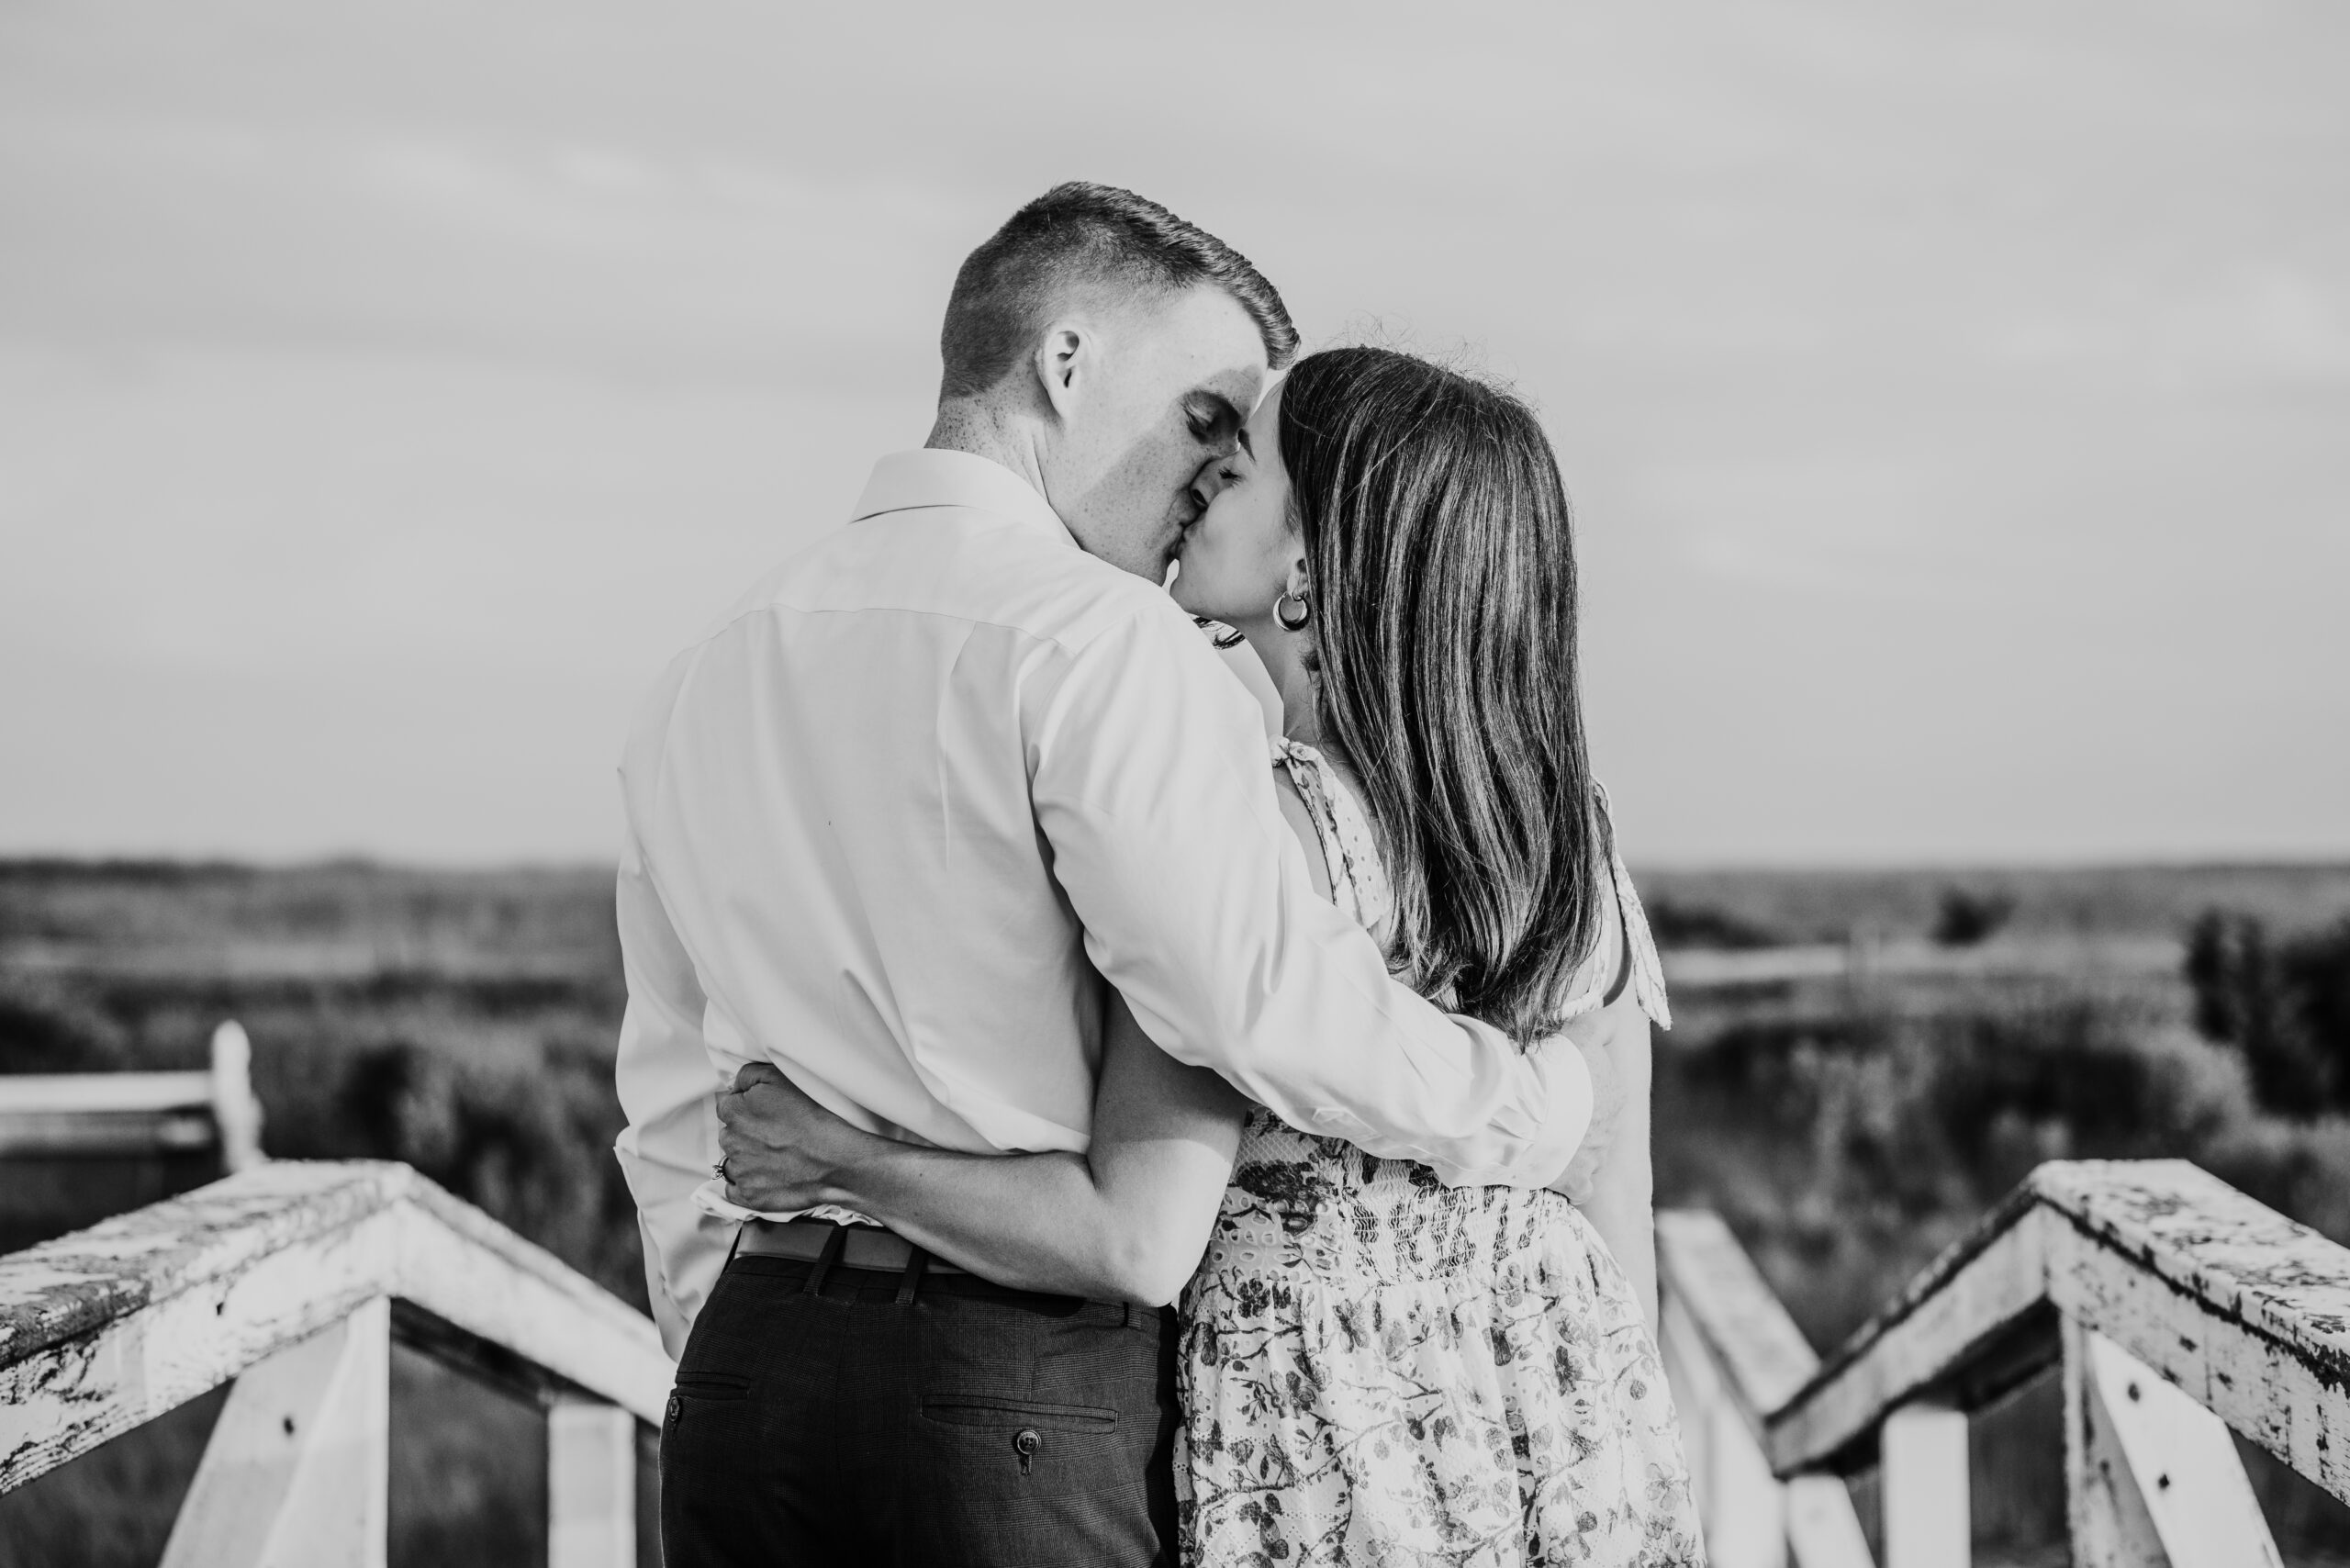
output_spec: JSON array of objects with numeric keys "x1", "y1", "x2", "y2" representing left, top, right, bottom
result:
[{"x1": 939, "y1": 182, "x2": 1299, "y2": 399}]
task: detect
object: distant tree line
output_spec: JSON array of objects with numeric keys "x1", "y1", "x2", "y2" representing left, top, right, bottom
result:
[{"x1": 2188, "y1": 912, "x2": 2350, "y2": 1115}]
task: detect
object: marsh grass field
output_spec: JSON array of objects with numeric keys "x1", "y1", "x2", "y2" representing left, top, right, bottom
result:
[{"x1": 4, "y1": 857, "x2": 2349, "y2": 1565}]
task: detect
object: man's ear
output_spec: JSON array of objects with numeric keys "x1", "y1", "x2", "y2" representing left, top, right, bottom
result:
[{"x1": 1032, "y1": 321, "x2": 1088, "y2": 424}]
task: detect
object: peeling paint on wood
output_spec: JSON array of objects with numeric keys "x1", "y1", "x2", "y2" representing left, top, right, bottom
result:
[
  {"x1": 0, "y1": 1161, "x2": 670, "y2": 1495},
  {"x1": 158, "y1": 1297, "x2": 391, "y2": 1568},
  {"x1": 1759, "y1": 1159, "x2": 2350, "y2": 1514},
  {"x1": 2064, "y1": 1317, "x2": 2281, "y2": 1568}
]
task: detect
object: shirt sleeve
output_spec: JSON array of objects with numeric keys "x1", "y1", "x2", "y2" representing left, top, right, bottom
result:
[
  {"x1": 1027, "y1": 600, "x2": 1594, "y2": 1188},
  {"x1": 610, "y1": 814, "x2": 730, "y2": 1361}
]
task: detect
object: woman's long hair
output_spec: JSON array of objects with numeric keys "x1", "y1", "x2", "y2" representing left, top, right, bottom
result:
[{"x1": 1280, "y1": 346, "x2": 1608, "y2": 1045}]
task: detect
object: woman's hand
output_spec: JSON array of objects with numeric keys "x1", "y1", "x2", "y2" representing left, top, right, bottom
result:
[
  {"x1": 716, "y1": 1062, "x2": 869, "y2": 1213},
  {"x1": 1548, "y1": 999, "x2": 1659, "y2": 1333},
  {"x1": 1551, "y1": 1029, "x2": 1627, "y2": 1206}
]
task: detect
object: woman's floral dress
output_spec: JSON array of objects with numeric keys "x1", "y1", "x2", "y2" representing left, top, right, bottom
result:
[{"x1": 1173, "y1": 739, "x2": 1704, "y2": 1568}]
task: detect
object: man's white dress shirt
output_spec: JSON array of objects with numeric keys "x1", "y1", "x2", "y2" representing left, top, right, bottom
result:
[{"x1": 614, "y1": 450, "x2": 1592, "y2": 1354}]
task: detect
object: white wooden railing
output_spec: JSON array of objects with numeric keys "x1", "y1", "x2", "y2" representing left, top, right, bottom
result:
[
  {"x1": 1660, "y1": 1159, "x2": 2350, "y2": 1566},
  {"x1": 0, "y1": 1020, "x2": 266, "y2": 1170},
  {"x1": 1659, "y1": 1209, "x2": 1875, "y2": 1567},
  {"x1": 1661, "y1": 936, "x2": 2178, "y2": 993},
  {"x1": 0, "y1": 1160, "x2": 673, "y2": 1567},
  {"x1": 13, "y1": 1148, "x2": 2338, "y2": 1564}
]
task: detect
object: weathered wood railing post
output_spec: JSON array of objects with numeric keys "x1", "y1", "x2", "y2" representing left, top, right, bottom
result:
[{"x1": 210, "y1": 1020, "x2": 267, "y2": 1173}]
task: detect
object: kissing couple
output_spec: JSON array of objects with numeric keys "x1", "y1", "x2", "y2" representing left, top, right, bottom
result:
[{"x1": 613, "y1": 182, "x2": 1704, "y2": 1567}]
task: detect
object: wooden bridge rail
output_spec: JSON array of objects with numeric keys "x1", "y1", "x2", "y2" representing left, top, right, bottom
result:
[
  {"x1": 0, "y1": 1019, "x2": 265, "y2": 1170},
  {"x1": 1658, "y1": 935, "x2": 2178, "y2": 993},
  {"x1": 0, "y1": 1159, "x2": 673, "y2": 1568},
  {"x1": 1664, "y1": 1159, "x2": 2346, "y2": 1567},
  {"x1": 1658, "y1": 1210, "x2": 1874, "y2": 1568}
]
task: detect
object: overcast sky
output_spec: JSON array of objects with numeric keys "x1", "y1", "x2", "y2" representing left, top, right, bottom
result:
[{"x1": 2, "y1": 0, "x2": 2344, "y2": 866}]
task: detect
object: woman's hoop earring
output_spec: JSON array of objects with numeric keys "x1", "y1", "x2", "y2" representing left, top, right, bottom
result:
[{"x1": 1274, "y1": 590, "x2": 1312, "y2": 633}]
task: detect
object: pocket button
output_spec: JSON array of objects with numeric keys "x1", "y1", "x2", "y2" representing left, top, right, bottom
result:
[{"x1": 1013, "y1": 1427, "x2": 1042, "y2": 1475}]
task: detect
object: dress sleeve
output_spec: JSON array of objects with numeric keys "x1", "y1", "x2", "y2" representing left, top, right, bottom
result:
[
  {"x1": 1595, "y1": 783, "x2": 1672, "y2": 1031},
  {"x1": 1025, "y1": 601, "x2": 1593, "y2": 1190},
  {"x1": 1271, "y1": 737, "x2": 1395, "y2": 937}
]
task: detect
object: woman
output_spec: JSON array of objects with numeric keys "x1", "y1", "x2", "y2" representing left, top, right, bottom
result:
[{"x1": 724, "y1": 348, "x2": 1701, "y2": 1566}]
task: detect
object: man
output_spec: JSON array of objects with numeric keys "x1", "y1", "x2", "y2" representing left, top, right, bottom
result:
[{"x1": 614, "y1": 182, "x2": 1595, "y2": 1567}]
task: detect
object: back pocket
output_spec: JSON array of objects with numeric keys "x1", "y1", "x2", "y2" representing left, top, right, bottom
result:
[
  {"x1": 922, "y1": 1397, "x2": 1114, "y2": 1430},
  {"x1": 673, "y1": 1372, "x2": 751, "y2": 1404}
]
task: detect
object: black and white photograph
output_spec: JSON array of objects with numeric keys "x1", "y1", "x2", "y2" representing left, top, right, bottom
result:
[{"x1": 2, "y1": 3, "x2": 2346, "y2": 1565}]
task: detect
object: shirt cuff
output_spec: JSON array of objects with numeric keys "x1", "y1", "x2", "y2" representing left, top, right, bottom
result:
[
  {"x1": 689, "y1": 1177, "x2": 881, "y2": 1228},
  {"x1": 1300, "y1": 1038, "x2": 1595, "y2": 1191}
]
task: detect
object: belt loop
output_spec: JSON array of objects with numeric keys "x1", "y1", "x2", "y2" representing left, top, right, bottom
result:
[
  {"x1": 1121, "y1": 1302, "x2": 1134, "y2": 1329},
  {"x1": 894, "y1": 1244, "x2": 930, "y2": 1305},
  {"x1": 803, "y1": 1223, "x2": 846, "y2": 1297}
]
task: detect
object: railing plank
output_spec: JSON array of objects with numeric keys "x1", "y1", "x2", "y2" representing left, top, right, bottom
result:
[
  {"x1": 0, "y1": 1161, "x2": 670, "y2": 1493},
  {"x1": 549, "y1": 1398, "x2": 637, "y2": 1568},
  {"x1": 1659, "y1": 1212, "x2": 1874, "y2": 1568},
  {"x1": 0, "y1": 1109, "x2": 220, "y2": 1158},
  {"x1": 1660, "y1": 1289, "x2": 1718, "y2": 1522},
  {"x1": 1658, "y1": 1212, "x2": 1820, "y2": 1422},
  {"x1": 1767, "y1": 1205, "x2": 2054, "y2": 1475},
  {"x1": 0, "y1": 1184, "x2": 399, "y2": 1491},
  {"x1": 158, "y1": 1296, "x2": 391, "y2": 1568},
  {"x1": 2063, "y1": 1317, "x2": 2280, "y2": 1568},
  {"x1": 0, "y1": 1070, "x2": 220, "y2": 1159},
  {"x1": 2062, "y1": 1313, "x2": 2165, "y2": 1567},
  {"x1": 391, "y1": 1184, "x2": 671, "y2": 1424},
  {"x1": 0, "y1": 1071, "x2": 216, "y2": 1115},
  {"x1": 1660, "y1": 936, "x2": 2179, "y2": 991},
  {"x1": 1663, "y1": 1284, "x2": 1788, "y2": 1567},
  {"x1": 1785, "y1": 1475, "x2": 1876, "y2": 1568},
  {"x1": 1880, "y1": 1402, "x2": 1966, "y2": 1568}
]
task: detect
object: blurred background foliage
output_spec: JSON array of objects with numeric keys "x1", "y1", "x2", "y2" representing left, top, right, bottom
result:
[{"x1": 3, "y1": 858, "x2": 2349, "y2": 1563}]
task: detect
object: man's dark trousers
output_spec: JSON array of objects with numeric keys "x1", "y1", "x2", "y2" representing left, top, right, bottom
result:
[{"x1": 660, "y1": 1250, "x2": 1180, "y2": 1567}]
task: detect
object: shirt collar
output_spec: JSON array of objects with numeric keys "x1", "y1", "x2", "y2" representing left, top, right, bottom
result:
[{"x1": 849, "y1": 450, "x2": 1075, "y2": 547}]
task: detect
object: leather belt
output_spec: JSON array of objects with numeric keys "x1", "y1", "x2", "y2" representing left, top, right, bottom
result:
[{"x1": 736, "y1": 1216, "x2": 967, "y2": 1275}]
